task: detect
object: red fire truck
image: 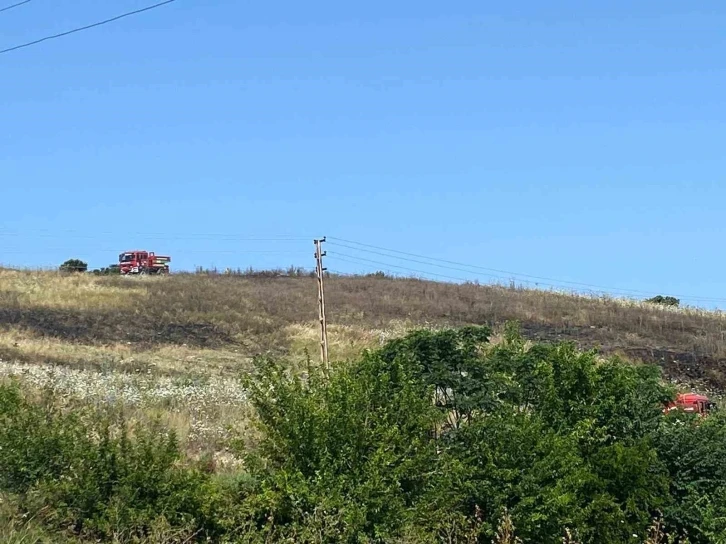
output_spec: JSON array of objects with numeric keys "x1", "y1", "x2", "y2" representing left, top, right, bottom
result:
[
  {"x1": 665, "y1": 393, "x2": 717, "y2": 416},
  {"x1": 118, "y1": 250, "x2": 171, "y2": 275}
]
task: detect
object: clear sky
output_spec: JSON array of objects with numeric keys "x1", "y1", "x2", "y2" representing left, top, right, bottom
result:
[{"x1": 2, "y1": 1, "x2": 726, "y2": 307}]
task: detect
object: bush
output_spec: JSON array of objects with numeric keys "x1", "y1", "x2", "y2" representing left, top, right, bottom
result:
[
  {"x1": 0, "y1": 383, "x2": 229, "y2": 541},
  {"x1": 242, "y1": 351, "x2": 444, "y2": 542},
  {"x1": 654, "y1": 410, "x2": 726, "y2": 542},
  {"x1": 645, "y1": 295, "x2": 680, "y2": 307},
  {"x1": 240, "y1": 324, "x2": 701, "y2": 543},
  {"x1": 92, "y1": 265, "x2": 120, "y2": 276},
  {"x1": 376, "y1": 324, "x2": 675, "y2": 543},
  {"x1": 59, "y1": 259, "x2": 88, "y2": 273}
]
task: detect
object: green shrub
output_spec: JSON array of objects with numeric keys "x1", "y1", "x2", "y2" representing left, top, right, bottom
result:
[
  {"x1": 645, "y1": 295, "x2": 680, "y2": 307},
  {"x1": 654, "y1": 410, "x2": 726, "y2": 543},
  {"x1": 242, "y1": 351, "x2": 445, "y2": 542},
  {"x1": 375, "y1": 324, "x2": 675, "y2": 543},
  {"x1": 59, "y1": 259, "x2": 88, "y2": 273},
  {"x1": 92, "y1": 265, "x2": 121, "y2": 276},
  {"x1": 239, "y1": 324, "x2": 704, "y2": 543},
  {"x1": 0, "y1": 383, "x2": 228, "y2": 541}
]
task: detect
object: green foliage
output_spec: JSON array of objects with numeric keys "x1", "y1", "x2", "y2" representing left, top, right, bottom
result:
[
  {"x1": 377, "y1": 325, "x2": 494, "y2": 429},
  {"x1": 645, "y1": 295, "x2": 680, "y2": 307},
  {"x1": 242, "y1": 351, "x2": 444, "y2": 542},
  {"x1": 1, "y1": 324, "x2": 723, "y2": 543},
  {"x1": 0, "y1": 494, "x2": 80, "y2": 544},
  {"x1": 401, "y1": 325, "x2": 675, "y2": 543},
  {"x1": 59, "y1": 259, "x2": 88, "y2": 273},
  {"x1": 0, "y1": 383, "x2": 228, "y2": 541},
  {"x1": 241, "y1": 324, "x2": 688, "y2": 543},
  {"x1": 92, "y1": 265, "x2": 121, "y2": 275},
  {"x1": 654, "y1": 410, "x2": 726, "y2": 543}
]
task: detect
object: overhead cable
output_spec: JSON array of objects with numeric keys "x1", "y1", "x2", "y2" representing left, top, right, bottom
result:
[{"x1": 0, "y1": 0, "x2": 177, "y2": 55}]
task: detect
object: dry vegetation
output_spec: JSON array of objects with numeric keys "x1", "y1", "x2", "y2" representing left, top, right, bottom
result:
[
  {"x1": 1, "y1": 267, "x2": 726, "y2": 456},
  {"x1": 2, "y1": 268, "x2": 725, "y2": 382}
]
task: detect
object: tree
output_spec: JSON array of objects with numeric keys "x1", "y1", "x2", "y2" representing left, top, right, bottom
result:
[
  {"x1": 243, "y1": 350, "x2": 445, "y2": 542},
  {"x1": 59, "y1": 258, "x2": 87, "y2": 273},
  {"x1": 645, "y1": 295, "x2": 680, "y2": 307}
]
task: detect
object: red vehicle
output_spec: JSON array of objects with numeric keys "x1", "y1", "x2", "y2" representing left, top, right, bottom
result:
[
  {"x1": 118, "y1": 250, "x2": 171, "y2": 275},
  {"x1": 665, "y1": 393, "x2": 717, "y2": 416}
]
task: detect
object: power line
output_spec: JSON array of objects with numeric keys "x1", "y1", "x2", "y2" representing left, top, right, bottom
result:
[
  {"x1": 329, "y1": 253, "x2": 475, "y2": 283},
  {"x1": 330, "y1": 251, "x2": 651, "y2": 299},
  {"x1": 328, "y1": 242, "x2": 570, "y2": 288},
  {"x1": 330, "y1": 251, "x2": 726, "y2": 309},
  {"x1": 330, "y1": 243, "x2": 661, "y2": 298},
  {"x1": 0, "y1": 0, "x2": 177, "y2": 55},
  {"x1": 0, "y1": 230, "x2": 308, "y2": 242},
  {"x1": 0, "y1": 249, "x2": 309, "y2": 255},
  {"x1": 328, "y1": 236, "x2": 726, "y2": 304},
  {"x1": 330, "y1": 252, "x2": 581, "y2": 291},
  {"x1": 328, "y1": 237, "x2": 647, "y2": 295},
  {"x1": 0, "y1": 0, "x2": 31, "y2": 14}
]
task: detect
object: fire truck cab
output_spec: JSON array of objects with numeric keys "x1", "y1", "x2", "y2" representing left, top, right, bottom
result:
[
  {"x1": 665, "y1": 393, "x2": 717, "y2": 416},
  {"x1": 119, "y1": 250, "x2": 171, "y2": 275}
]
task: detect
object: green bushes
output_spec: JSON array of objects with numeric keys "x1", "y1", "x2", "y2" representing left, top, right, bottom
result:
[
  {"x1": 92, "y1": 264, "x2": 121, "y2": 275},
  {"x1": 0, "y1": 384, "x2": 228, "y2": 541},
  {"x1": 239, "y1": 325, "x2": 714, "y2": 543},
  {"x1": 654, "y1": 409, "x2": 726, "y2": 541},
  {"x1": 59, "y1": 259, "x2": 88, "y2": 273},
  {"x1": 241, "y1": 350, "x2": 443, "y2": 542},
  {"x1": 2, "y1": 325, "x2": 726, "y2": 542}
]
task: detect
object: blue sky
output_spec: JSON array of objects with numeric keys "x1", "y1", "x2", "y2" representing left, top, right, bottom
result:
[{"x1": 2, "y1": 1, "x2": 726, "y2": 307}]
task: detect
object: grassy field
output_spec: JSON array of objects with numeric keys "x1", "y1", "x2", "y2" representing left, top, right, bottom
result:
[
  {"x1": 1, "y1": 267, "x2": 725, "y2": 457},
  {"x1": 2, "y1": 268, "x2": 726, "y2": 542}
]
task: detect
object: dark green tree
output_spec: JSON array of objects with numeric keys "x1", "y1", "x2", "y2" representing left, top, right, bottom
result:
[
  {"x1": 243, "y1": 352, "x2": 445, "y2": 542},
  {"x1": 59, "y1": 258, "x2": 88, "y2": 273},
  {"x1": 645, "y1": 295, "x2": 680, "y2": 307}
]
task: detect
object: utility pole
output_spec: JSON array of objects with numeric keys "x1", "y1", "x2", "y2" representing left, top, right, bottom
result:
[{"x1": 314, "y1": 237, "x2": 329, "y2": 370}]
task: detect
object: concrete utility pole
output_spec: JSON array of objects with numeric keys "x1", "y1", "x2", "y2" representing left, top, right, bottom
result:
[{"x1": 314, "y1": 237, "x2": 329, "y2": 370}]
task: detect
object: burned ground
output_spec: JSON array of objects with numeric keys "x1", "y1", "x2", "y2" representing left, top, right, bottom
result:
[
  {"x1": 0, "y1": 306, "x2": 236, "y2": 348},
  {"x1": 2, "y1": 270, "x2": 726, "y2": 390}
]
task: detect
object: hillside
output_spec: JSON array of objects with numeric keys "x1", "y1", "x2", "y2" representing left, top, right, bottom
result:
[
  {"x1": 1, "y1": 267, "x2": 725, "y2": 458},
  {"x1": 3, "y1": 268, "x2": 726, "y2": 542},
  {"x1": 1, "y1": 268, "x2": 725, "y2": 389}
]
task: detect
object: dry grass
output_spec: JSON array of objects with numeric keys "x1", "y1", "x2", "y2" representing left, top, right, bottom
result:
[
  {"x1": 2, "y1": 269, "x2": 726, "y2": 385},
  {"x1": 0, "y1": 328, "x2": 250, "y2": 377}
]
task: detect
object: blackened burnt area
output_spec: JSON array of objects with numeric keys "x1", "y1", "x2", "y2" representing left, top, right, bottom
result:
[
  {"x1": 0, "y1": 306, "x2": 235, "y2": 348},
  {"x1": 518, "y1": 322, "x2": 726, "y2": 392}
]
